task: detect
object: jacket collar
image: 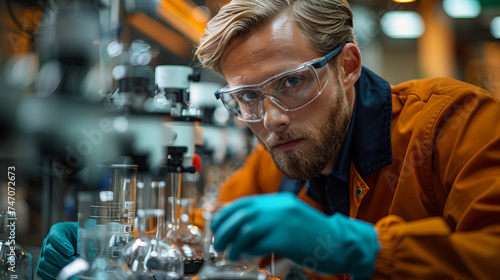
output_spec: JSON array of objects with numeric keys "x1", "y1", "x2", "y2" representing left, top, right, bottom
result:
[
  {"x1": 351, "y1": 67, "x2": 393, "y2": 175},
  {"x1": 331, "y1": 66, "x2": 393, "y2": 182}
]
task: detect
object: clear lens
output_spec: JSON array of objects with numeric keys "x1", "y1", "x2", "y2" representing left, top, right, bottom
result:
[{"x1": 219, "y1": 65, "x2": 328, "y2": 121}]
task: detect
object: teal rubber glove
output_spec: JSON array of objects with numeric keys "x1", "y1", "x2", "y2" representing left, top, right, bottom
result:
[
  {"x1": 37, "y1": 222, "x2": 78, "y2": 280},
  {"x1": 211, "y1": 192, "x2": 380, "y2": 278}
]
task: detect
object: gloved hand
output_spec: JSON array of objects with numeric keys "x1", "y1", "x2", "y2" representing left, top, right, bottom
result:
[
  {"x1": 211, "y1": 192, "x2": 380, "y2": 278},
  {"x1": 37, "y1": 222, "x2": 78, "y2": 280}
]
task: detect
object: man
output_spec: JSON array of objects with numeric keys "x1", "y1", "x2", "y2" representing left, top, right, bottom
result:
[
  {"x1": 38, "y1": 0, "x2": 500, "y2": 279},
  {"x1": 194, "y1": 0, "x2": 500, "y2": 279}
]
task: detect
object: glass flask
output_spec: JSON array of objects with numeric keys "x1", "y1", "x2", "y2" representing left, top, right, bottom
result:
[
  {"x1": 0, "y1": 211, "x2": 34, "y2": 280},
  {"x1": 122, "y1": 181, "x2": 183, "y2": 280},
  {"x1": 166, "y1": 197, "x2": 204, "y2": 276},
  {"x1": 192, "y1": 209, "x2": 274, "y2": 280}
]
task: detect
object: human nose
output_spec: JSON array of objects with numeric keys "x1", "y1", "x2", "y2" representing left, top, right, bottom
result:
[{"x1": 261, "y1": 96, "x2": 290, "y2": 131}]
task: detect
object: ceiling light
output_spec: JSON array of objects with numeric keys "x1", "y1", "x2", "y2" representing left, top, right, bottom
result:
[
  {"x1": 443, "y1": 0, "x2": 481, "y2": 19},
  {"x1": 381, "y1": 11, "x2": 424, "y2": 39},
  {"x1": 491, "y1": 17, "x2": 500, "y2": 39}
]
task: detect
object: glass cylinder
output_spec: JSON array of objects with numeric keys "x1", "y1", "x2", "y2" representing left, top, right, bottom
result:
[
  {"x1": 0, "y1": 211, "x2": 34, "y2": 280},
  {"x1": 109, "y1": 164, "x2": 137, "y2": 239}
]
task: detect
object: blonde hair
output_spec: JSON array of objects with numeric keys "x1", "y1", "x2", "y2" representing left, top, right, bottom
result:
[{"x1": 195, "y1": 0, "x2": 355, "y2": 74}]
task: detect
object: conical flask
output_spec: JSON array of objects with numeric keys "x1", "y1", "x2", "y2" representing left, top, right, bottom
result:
[
  {"x1": 166, "y1": 196, "x2": 204, "y2": 276},
  {"x1": 122, "y1": 181, "x2": 183, "y2": 280},
  {"x1": 192, "y1": 208, "x2": 274, "y2": 280}
]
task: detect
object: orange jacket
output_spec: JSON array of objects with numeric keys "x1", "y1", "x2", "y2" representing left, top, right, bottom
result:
[{"x1": 210, "y1": 76, "x2": 500, "y2": 280}]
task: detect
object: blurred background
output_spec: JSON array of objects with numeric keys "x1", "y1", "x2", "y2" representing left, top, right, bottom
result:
[{"x1": 0, "y1": 0, "x2": 499, "y2": 275}]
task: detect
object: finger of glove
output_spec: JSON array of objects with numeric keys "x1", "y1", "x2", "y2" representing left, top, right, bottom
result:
[
  {"x1": 47, "y1": 230, "x2": 77, "y2": 257},
  {"x1": 43, "y1": 242, "x2": 77, "y2": 267},
  {"x1": 213, "y1": 206, "x2": 255, "y2": 252},
  {"x1": 53, "y1": 222, "x2": 79, "y2": 246},
  {"x1": 37, "y1": 264, "x2": 58, "y2": 280},
  {"x1": 37, "y1": 253, "x2": 76, "y2": 280},
  {"x1": 226, "y1": 220, "x2": 267, "y2": 261},
  {"x1": 211, "y1": 198, "x2": 253, "y2": 232}
]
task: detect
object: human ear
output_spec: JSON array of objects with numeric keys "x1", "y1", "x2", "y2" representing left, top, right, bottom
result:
[{"x1": 338, "y1": 43, "x2": 362, "y2": 91}]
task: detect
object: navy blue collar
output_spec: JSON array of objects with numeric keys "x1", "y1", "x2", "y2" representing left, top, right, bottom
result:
[{"x1": 333, "y1": 66, "x2": 393, "y2": 181}]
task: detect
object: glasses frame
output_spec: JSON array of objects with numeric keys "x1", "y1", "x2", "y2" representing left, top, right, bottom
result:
[{"x1": 215, "y1": 43, "x2": 347, "y2": 122}]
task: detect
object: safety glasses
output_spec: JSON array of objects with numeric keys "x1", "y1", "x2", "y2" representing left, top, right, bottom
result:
[{"x1": 215, "y1": 43, "x2": 346, "y2": 122}]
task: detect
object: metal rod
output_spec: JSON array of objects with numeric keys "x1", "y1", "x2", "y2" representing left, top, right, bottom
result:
[
  {"x1": 176, "y1": 173, "x2": 183, "y2": 227},
  {"x1": 271, "y1": 252, "x2": 275, "y2": 278}
]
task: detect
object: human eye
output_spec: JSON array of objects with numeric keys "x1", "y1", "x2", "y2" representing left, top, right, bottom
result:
[
  {"x1": 238, "y1": 90, "x2": 260, "y2": 101},
  {"x1": 279, "y1": 75, "x2": 303, "y2": 90}
]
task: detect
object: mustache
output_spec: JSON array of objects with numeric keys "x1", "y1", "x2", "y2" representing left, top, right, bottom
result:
[{"x1": 265, "y1": 128, "x2": 309, "y2": 148}]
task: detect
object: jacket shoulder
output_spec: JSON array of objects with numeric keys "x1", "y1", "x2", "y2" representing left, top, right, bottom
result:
[{"x1": 391, "y1": 77, "x2": 497, "y2": 103}]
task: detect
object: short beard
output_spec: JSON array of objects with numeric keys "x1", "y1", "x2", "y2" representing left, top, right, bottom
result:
[{"x1": 262, "y1": 80, "x2": 352, "y2": 181}]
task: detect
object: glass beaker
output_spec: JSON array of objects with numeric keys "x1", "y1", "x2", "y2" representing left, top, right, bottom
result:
[
  {"x1": 57, "y1": 190, "x2": 129, "y2": 280},
  {"x1": 92, "y1": 164, "x2": 138, "y2": 260}
]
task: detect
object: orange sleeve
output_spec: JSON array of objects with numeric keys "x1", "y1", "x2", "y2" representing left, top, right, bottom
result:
[
  {"x1": 373, "y1": 214, "x2": 500, "y2": 279},
  {"x1": 372, "y1": 91, "x2": 500, "y2": 279}
]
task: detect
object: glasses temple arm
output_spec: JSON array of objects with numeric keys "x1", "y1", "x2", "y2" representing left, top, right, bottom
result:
[{"x1": 310, "y1": 43, "x2": 348, "y2": 68}]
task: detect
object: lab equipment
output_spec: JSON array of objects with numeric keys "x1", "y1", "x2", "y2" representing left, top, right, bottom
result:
[
  {"x1": 0, "y1": 211, "x2": 34, "y2": 280},
  {"x1": 84, "y1": 164, "x2": 138, "y2": 260},
  {"x1": 107, "y1": 164, "x2": 138, "y2": 245},
  {"x1": 122, "y1": 181, "x2": 183, "y2": 280},
  {"x1": 57, "y1": 162, "x2": 137, "y2": 280},
  {"x1": 150, "y1": 64, "x2": 204, "y2": 276},
  {"x1": 56, "y1": 190, "x2": 129, "y2": 280},
  {"x1": 211, "y1": 192, "x2": 380, "y2": 278},
  {"x1": 193, "y1": 208, "x2": 273, "y2": 280},
  {"x1": 166, "y1": 197, "x2": 204, "y2": 275}
]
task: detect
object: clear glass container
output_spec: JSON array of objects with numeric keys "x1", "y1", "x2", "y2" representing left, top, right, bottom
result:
[
  {"x1": 58, "y1": 163, "x2": 137, "y2": 280},
  {"x1": 56, "y1": 191, "x2": 129, "y2": 280},
  {"x1": 102, "y1": 164, "x2": 138, "y2": 245},
  {"x1": 0, "y1": 211, "x2": 34, "y2": 280},
  {"x1": 192, "y1": 209, "x2": 274, "y2": 280},
  {"x1": 166, "y1": 197, "x2": 204, "y2": 275},
  {"x1": 122, "y1": 181, "x2": 183, "y2": 280}
]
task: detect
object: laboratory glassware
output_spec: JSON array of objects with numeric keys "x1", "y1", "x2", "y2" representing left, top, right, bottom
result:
[
  {"x1": 107, "y1": 164, "x2": 138, "y2": 242},
  {"x1": 58, "y1": 190, "x2": 128, "y2": 280},
  {"x1": 122, "y1": 181, "x2": 183, "y2": 280},
  {"x1": 89, "y1": 164, "x2": 138, "y2": 260},
  {"x1": 166, "y1": 197, "x2": 204, "y2": 276},
  {"x1": 193, "y1": 208, "x2": 274, "y2": 280}
]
